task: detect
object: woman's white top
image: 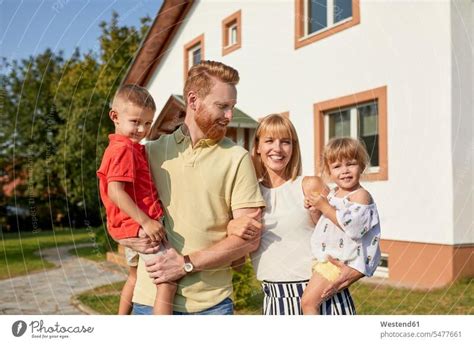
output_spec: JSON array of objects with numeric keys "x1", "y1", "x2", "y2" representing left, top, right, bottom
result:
[
  {"x1": 310, "y1": 188, "x2": 381, "y2": 276},
  {"x1": 251, "y1": 176, "x2": 314, "y2": 282}
]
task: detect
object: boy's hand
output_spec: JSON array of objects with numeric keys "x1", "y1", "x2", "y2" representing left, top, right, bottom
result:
[
  {"x1": 142, "y1": 219, "x2": 166, "y2": 243},
  {"x1": 227, "y1": 208, "x2": 262, "y2": 240}
]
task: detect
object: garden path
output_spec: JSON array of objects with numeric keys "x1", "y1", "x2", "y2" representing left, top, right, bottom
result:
[{"x1": 0, "y1": 243, "x2": 126, "y2": 314}]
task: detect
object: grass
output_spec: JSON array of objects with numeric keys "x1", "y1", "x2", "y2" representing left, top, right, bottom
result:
[
  {"x1": 69, "y1": 246, "x2": 107, "y2": 262},
  {"x1": 76, "y1": 281, "x2": 124, "y2": 315},
  {"x1": 351, "y1": 278, "x2": 474, "y2": 315},
  {"x1": 77, "y1": 278, "x2": 473, "y2": 315},
  {"x1": 0, "y1": 228, "x2": 94, "y2": 280}
]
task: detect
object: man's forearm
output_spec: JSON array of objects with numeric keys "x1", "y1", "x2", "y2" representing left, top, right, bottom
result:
[{"x1": 188, "y1": 235, "x2": 257, "y2": 271}]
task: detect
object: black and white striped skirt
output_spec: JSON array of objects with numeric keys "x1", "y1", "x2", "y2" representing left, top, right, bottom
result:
[{"x1": 261, "y1": 280, "x2": 356, "y2": 315}]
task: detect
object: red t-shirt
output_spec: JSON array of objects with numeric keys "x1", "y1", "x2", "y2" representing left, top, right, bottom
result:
[{"x1": 97, "y1": 134, "x2": 163, "y2": 239}]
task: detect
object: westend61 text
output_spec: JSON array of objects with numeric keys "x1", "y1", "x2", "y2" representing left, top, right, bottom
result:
[
  {"x1": 29, "y1": 320, "x2": 94, "y2": 334},
  {"x1": 380, "y1": 321, "x2": 420, "y2": 328}
]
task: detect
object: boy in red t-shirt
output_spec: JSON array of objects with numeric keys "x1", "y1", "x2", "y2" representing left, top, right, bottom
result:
[{"x1": 97, "y1": 84, "x2": 176, "y2": 315}]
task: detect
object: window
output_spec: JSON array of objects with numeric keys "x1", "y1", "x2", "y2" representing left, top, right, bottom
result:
[
  {"x1": 183, "y1": 34, "x2": 205, "y2": 80},
  {"x1": 222, "y1": 10, "x2": 242, "y2": 56},
  {"x1": 295, "y1": 0, "x2": 360, "y2": 49},
  {"x1": 374, "y1": 253, "x2": 389, "y2": 278},
  {"x1": 314, "y1": 86, "x2": 387, "y2": 181},
  {"x1": 325, "y1": 101, "x2": 379, "y2": 169},
  {"x1": 191, "y1": 45, "x2": 201, "y2": 66}
]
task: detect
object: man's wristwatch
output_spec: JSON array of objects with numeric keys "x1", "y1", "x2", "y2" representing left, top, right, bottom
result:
[{"x1": 183, "y1": 255, "x2": 194, "y2": 273}]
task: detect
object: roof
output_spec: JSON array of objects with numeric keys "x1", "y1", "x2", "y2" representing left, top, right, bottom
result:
[{"x1": 122, "y1": 0, "x2": 195, "y2": 86}]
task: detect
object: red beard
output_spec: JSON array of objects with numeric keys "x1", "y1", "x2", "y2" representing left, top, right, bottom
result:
[{"x1": 195, "y1": 104, "x2": 228, "y2": 141}]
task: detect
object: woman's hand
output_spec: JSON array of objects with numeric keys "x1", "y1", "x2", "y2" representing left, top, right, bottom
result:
[
  {"x1": 320, "y1": 256, "x2": 365, "y2": 300},
  {"x1": 227, "y1": 208, "x2": 262, "y2": 240}
]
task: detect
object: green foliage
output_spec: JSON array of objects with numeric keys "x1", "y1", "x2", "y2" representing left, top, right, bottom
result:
[
  {"x1": 232, "y1": 259, "x2": 263, "y2": 311},
  {"x1": 0, "y1": 13, "x2": 151, "y2": 231},
  {"x1": 94, "y1": 224, "x2": 117, "y2": 253}
]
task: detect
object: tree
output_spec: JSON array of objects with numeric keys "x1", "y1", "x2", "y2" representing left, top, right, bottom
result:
[
  {"x1": 0, "y1": 12, "x2": 151, "y2": 230},
  {"x1": 0, "y1": 50, "x2": 65, "y2": 230}
]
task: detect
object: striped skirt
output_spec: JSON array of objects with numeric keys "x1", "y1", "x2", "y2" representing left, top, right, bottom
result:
[{"x1": 261, "y1": 280, "x2": 356, "y2": 315}]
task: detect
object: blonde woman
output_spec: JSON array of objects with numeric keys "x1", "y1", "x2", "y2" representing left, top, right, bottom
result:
[{"x1": 228, "y1": 114, "x2": 363, "y2": 315}]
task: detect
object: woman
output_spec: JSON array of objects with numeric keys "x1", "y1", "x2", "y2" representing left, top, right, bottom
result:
[{"x1": 229, "y1": 114, "x2": 363, "y2": 315}]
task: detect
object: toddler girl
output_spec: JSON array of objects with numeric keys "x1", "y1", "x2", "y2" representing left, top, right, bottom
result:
[{"x1": 301, "y1": 137, "x2": 381, "y2": 315}]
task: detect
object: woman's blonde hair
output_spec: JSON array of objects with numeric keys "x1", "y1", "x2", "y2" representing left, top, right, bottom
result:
[
  {"x1": 251, "y1": 114, "x2": 302, "y2": 184},
  {"x1": 322, "y1": 137, "x2": 370, "y2": 176}
]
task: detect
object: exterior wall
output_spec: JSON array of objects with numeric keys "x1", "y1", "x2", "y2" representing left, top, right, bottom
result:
[
  {"x1": 380, "y1": 240, "x2": 473, "y2": 289},
  {"x1": 450, "y1": 0, "x2": 473, "y2": 245},
  {"x1": 145, "y1": 1, "x2": 458, "y2": 250}
]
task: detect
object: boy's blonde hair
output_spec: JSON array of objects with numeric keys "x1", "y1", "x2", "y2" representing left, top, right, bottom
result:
[
  {"x1": 251, "y1": 114, "x2": 302, "y2": 184},
  {"x1": 113, "y1": 84, "x2": 156, "y2": 111},
  {"x1": 322, "y1": 137, "x2": 370, "y2": 176},
  {"x1": 183, "y1": 60, "x2": 239, "y2": 105}
]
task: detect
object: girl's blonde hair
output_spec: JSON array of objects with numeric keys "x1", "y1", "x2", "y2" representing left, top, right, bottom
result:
[
  {"x1": 322, "y1": 137, "x2": 370, "y2": 176},
  {"x1": 251, "y1": 114, "x2": 302, "y2": 184}
]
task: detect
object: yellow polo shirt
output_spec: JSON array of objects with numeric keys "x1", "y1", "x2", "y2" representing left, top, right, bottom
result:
[{"x1": 132, "y1": 127, "x2": 265, "y2": 312}]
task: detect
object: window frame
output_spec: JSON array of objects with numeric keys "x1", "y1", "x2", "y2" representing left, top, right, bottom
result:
[
  {"x1": 222, "y1": 10, "x2": 242, "y2": 56},
  {"x1": 183, "y1": 34, "x2": 205, "y2": 81},
  {"x1": 314, "y1": 86, "x2": 388, "y2": 181},
  {"x1": 295, "y1": 0, "x2": 360, "y2": 49}
]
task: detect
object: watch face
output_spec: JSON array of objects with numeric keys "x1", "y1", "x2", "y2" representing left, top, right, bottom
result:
[{"x1": 184, "y1": 262, "x2": 193, "y2": 273}]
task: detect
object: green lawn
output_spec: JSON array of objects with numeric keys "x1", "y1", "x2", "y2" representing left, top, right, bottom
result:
[
  {"x1": 76, "y1": 281, "x2": 124, "y2": 315},
  {"x1": 69, "y1": 246, "x2": 107, "y2": 262},
  {"x1": 351, "y1": 278, "x2": 473, "y2": 315},
  {"x1": 77, "y1": 277, "x2": 473, "y2": 315},
  {"x1": 0, "y1": 228, "x2": 94, "y2": 279}
]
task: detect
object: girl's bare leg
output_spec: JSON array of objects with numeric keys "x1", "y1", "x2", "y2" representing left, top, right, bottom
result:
[{"x1": 301, "y1": 272, "x2": 333, "y2": 315}]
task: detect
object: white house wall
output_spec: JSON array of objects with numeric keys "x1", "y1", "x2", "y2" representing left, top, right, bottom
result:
[
  {"x1": 145, "y1": 1, "x2": 460, "y2": 244},
  {"x1": 450, "y1": 0, "x2": 473, "y2": 245}
]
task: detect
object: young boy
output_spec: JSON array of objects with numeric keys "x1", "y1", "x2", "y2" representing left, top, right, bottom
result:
[{"x1": 97, "y1": 84, "x2": 176, "y2": 315}]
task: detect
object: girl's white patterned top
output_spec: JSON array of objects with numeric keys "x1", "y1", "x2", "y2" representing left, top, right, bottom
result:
[{"x1": 310, "y1": 188, "x2": 381, "y2": 276}]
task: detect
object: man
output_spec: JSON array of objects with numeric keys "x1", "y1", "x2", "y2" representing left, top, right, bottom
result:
[{"x1": 119, "y1": 60, "x2": 265, "y2": 315}]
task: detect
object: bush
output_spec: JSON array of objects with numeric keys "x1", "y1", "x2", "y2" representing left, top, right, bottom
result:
[
  {"x1": 94, "y1": 225, "x2": 117, "y2": 253},
  {"x1": 232, "y1": 259, "x2": 263, "y2": 311}
]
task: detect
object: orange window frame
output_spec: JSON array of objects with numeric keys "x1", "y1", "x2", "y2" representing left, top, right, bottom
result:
[
  {"x1": 222, "y1": 10, "x2": 242, "y2": 56},
  {"x1": 183, "y1": 34, "x2": 205, "y2": 81},
  {"x1": 295, "y1": 0, "x2": 360, "y2": 49},
  {"x1": 314, "y1": 86, "x2": 388, "y2": 181}
]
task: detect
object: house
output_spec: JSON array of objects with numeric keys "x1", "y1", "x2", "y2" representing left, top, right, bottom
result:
[{"x1": 122, "y1": 0, "x2": 473, "y2": 289}]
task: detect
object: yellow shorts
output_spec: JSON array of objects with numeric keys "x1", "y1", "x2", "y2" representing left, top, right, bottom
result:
[{"x1": 312, "y1": 260, "x2": 341, "y2": 282}]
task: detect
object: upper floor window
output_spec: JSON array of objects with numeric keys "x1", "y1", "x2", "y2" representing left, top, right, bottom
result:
[
  {"x1": 183, "y1": 34, "x2": 205, "y2": 80},
  {"x1": 314, "y1": 86, "x2": 388, "y2": 181},
  {"x1": 222, "y1": 10, "x2": 242, "y2": 56},
  {"x1": 295, "y1": 0, "x2": 360, "y2": 49},
  {"x1": 325, "y1": 100, "x2": 379, "y2": 170}
]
